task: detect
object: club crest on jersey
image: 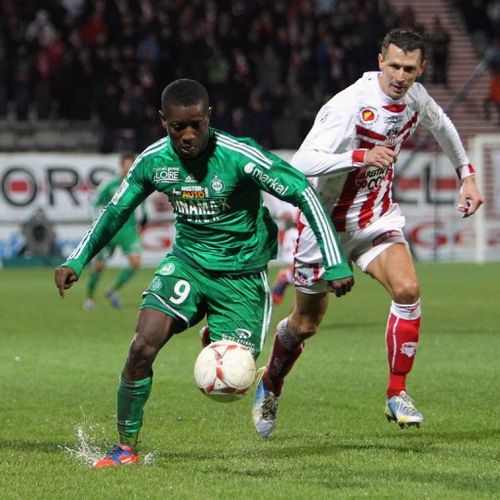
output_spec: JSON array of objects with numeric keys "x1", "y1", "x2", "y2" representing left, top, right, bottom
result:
[
  {"x1": 150, "y1": 276, "x2": 163, "y2": 291},
  {"x1": 210, "y1": 175, "x2": 225, "y2": 193},
  {"x1": 158, "y1": 262, "x2": 175, "y2": 276},
  {"x1": 360, "y1": 107, "x2": 378, "y2": 124}
]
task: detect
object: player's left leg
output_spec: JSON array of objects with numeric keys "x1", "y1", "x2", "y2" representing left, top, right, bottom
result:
[
  {"x1": 366, "y1": 242, "x2": 423, "y2": 427},
  {"x1": 253, "y1": 222, "x2": 331, "y2": 437},
  {"x1": 253, "y1": 290, "x2": 329, "y2": 437}
]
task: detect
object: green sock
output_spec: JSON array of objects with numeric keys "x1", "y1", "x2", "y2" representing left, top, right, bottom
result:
[
  {"x1": 116, "y1": 374, "x2": 152, "y2": 449},
  {"x1": 113, "y1": 267, "x2": 135, "y2": 290},
  {"x1": 86, "y1": 271, "x2": 99, "y2": 298}
]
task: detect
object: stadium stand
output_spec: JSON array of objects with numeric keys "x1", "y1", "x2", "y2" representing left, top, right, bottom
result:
[{"x1": 0, "y1": 0, "x2": 498, "y2": 153}]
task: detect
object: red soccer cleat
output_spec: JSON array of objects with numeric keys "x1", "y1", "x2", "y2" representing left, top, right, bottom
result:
[
  {"x1": 271, "y1": 268, "x2": 291, "y2": 305},
  {"x1": 93, "y1": 444, "x2": 138, "y2": 468}
]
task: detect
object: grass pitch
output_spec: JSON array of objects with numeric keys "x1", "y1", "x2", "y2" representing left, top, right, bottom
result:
[{"x1": 1, "y1": 263, "x2": 499, "y2": 499}]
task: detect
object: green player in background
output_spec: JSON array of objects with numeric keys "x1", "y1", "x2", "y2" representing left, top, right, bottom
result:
[
  {"x1": 54, "y1": 79, "x2": 354, "y2": 467},
  {"x1": 83, "y1": 152, "x2": 143, "y2": 310}
]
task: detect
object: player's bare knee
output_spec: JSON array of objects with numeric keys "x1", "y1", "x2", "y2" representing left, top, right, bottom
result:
[
  {"x1": 129, "y1": 333, "x2": 158, "y2": 366},
  {"x1": 393, "y1": 281, "x2": 420, "y2": 304}
]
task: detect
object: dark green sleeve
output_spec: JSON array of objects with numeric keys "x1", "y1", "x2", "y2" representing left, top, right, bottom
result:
[
  {"x1": 242, "y1": 142, "x2": 352, "y2": 281},
  {"x1": 63, "y1": 163, "x2": 153, "y2": 276}
]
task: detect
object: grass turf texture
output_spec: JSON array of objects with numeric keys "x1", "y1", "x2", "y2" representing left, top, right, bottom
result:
[{"x1": 1, "y1": 263, "x2": 499, "y2": 499}]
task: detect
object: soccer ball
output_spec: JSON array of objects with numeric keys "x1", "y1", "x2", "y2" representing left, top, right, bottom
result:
[{"x1": 193, "y1": 340, "x2": 256, "y2": 402}]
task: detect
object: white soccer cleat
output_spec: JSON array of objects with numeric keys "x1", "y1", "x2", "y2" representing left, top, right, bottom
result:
[
  {"x1": 385, "y1": 391, "x2": 423, "y2": 428},
  {"x1": 82, "y1": 298, "x2": 96, "y2": 310},
  {"x1": 252, "y1": 368, "x2": 279, "y2": 438},
  {"x1": 105, "y1": 288, "x2": 122, "y2": 309}
]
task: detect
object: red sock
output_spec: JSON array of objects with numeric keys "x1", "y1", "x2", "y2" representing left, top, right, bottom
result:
[
  {"x1": 265, "y1": 320, "x2": 304, "y2": 396},
  {"x1": 386, "y1": 301, "x2": 421, "y2": 398}
]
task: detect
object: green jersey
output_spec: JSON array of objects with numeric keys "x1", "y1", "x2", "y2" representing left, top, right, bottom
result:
[
  {"x1": 65, "y1": 129, "x2": 351, "y2": 280},
  {"x1": 92, "y1": 176, "x2": 137, "y2": 233}
]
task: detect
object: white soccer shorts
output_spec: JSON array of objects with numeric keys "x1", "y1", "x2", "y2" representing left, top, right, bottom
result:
[{"x1": 294, "y1": 204, "x2": 407, "y2": 294}]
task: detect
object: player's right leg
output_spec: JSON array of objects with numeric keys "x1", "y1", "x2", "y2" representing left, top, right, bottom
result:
[
  {"x1": 95, "y1": 256, "x2": 202, "y2": 467},
  {"x1": 253, "y1": 289, "x2": 328, "y2": 438},
  {"x1": 94, "y1": 308, "x2": 179, "y2": 467}
]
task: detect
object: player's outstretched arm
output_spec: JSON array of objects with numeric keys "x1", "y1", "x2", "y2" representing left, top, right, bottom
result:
[
  {"x1": 326, "y1": 276, "x2": 355, "y2": 297},
  {"x1": 54, "y1": 266, "x2": 79, "y2": 298},
  {"x1": 457, "y1": 176, "x2": 483, "y2": 218}
]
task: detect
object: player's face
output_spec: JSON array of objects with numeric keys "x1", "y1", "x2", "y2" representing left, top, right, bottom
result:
[
  {"x1": 378, "y1": 43, "x2": 425, "y2": 100},
  {"x1": 160, "y1": 103, "x2": 211, "y2": 160}
]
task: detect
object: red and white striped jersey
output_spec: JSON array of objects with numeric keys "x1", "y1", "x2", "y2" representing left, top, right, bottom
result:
[{"x1": 292, "y1": 71, "x2": 473, "y2": 232}]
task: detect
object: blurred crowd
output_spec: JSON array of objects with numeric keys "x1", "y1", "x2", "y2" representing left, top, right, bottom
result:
[
  {"x1": 0, "y1": 0, "x2": 498, "y2": 152},
  {"x1": 453, "y1": 0, "x2": 500, "y2": 52}
]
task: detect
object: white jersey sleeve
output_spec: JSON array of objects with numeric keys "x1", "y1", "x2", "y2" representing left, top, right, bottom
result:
[
  {"x1": 412, "y1": 84, "x2": 474, "y2": 178},
  {"x1": 291, "y1": 80, "x2": 366, "y2": 176}
]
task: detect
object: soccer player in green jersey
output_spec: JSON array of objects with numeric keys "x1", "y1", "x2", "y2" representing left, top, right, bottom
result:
[
  {"x1": 82, "y1": 152, "x2": 142, "y2": 310},
  {"x1": 54, "y1": 79, "x2": 354, "y2": 467}
]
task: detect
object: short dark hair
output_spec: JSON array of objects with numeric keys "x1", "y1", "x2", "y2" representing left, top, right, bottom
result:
[
  {"x1": 161, "y1": 79, "x2": 209, "y2": 112},
  {"x1": 381, "y1": 28, "x2": 426, "y2": 61}
]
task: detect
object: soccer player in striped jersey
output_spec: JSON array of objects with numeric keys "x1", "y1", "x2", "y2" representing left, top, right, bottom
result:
[
  {"x1": 253, "y1": 28, "x2": 483, "y2": 437},
  {"x1": 54, "y1": 78, "x2": 353, "y2": 467}
]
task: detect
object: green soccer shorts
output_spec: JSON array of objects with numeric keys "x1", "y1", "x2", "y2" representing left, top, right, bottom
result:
[{"x1": 140, "y1": 254, "x2": 272, "y2": 358}]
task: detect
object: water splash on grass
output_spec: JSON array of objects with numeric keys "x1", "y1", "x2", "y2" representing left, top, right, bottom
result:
[
  {"x1": 60, "y1": 409, "x2": 156, "y2": 466},
  {"x1": 61, "y1": 424, "x2": 103, "y2": 466},
  {"x1": 142, "y1": 451, "x2": 156, "y2": 465}
]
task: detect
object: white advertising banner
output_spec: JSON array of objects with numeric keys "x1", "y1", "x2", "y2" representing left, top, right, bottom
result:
[
  {"x1": 0, "y1": 153, "x2": 175, "y2": 265},
  {"x1": 0, "y1": 150, "x2": 496, "y2": 265}
]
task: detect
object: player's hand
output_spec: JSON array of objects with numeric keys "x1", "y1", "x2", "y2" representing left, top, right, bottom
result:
[
  {"x1": 458, "y1": 176, "x2": 483, "y2": 218},
  {"x1": 54, "y1": 266, "x2": 78, "y2": 298},
  {"x1": 363, "y1": 146, "x2": 397, "y2": 168},
  {"x1": 326, "y1": 276, "x2": 354, "y2": 297}
]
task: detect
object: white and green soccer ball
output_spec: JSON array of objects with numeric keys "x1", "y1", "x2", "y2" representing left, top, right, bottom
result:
[{"x1": 194, "y1": 340, "x2": 256, "y2": 402}]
